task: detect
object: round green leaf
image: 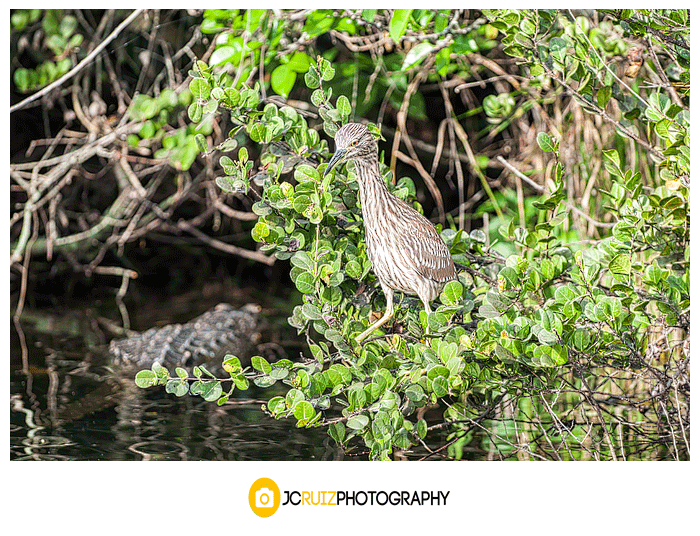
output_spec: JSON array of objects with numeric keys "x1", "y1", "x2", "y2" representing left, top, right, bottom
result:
[
  {"x1": 304, "y1": 68, "x2": 320, "y2": 89},
  {"x1": 187, "y1": 102, "x2": 203, "y2": 123},
  {"x1": 251, "y1": 355, "x2": 272, "y2": 373},
  {"x1": 317, "y1": 57, "x2": 335, "y2": 81},
  {"x1": 440, "y1": 280, "x2": 463, "y2": 306},
  {"x1": 165, "y1": 379, "x2": 189, "y2": 397},
  {"x1": 537, "y1": 132, "x2": 556, "y2": 152},
  {"x1": 347, "y1": 414, "x2": 369, "y2": 431},
  {"x1": 189, "y1": 78, "x2": 211, "y2": 101},
  {"x1": 293, "y1": 401, "x2": 316, "y2": 423},
  {"x1": 336, "y1": 95, "x2": 351, "y2": 120},
  {"x1": 271, "y1": 64, "x2": 296, "y2": 98},
  {"x1": 294, "y1": 272, "x2": 315, "y2": 294},
  {"x1": 134, "y1": 370, "x2": 157, "y2": 388}
]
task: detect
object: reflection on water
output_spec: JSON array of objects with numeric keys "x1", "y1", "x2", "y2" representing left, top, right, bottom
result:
[{"x1": 10, "y1": 308, "x2": 344, "y2": 461}]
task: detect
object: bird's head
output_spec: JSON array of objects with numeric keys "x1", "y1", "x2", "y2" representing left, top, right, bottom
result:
[{"x1": 323, "y1": 122, "x2": 377, "y2": 177}]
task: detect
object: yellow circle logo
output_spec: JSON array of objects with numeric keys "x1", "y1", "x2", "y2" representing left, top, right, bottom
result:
[{"x1": 249, "y1": 478, "x2": 281, "y2": 517}]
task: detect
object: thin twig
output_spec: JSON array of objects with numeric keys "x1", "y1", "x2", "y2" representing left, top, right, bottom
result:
[
  {"x1": 10, "y1": 9, "x2": 145, "y2": 114},
  {"x1": 176, "y1": 220, "x2": 276, "y2": 266},
  {"x1": 496, "y1": 155, "x2": 615, "y2": 229}
]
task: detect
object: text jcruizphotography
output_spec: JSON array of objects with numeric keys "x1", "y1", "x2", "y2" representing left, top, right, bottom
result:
[
  {"x1": 282, "y1": 490, "x2": 450, "y2": 506},
  {"x1": 249, "y1": 478, "x2": 450, "y2": 517}
]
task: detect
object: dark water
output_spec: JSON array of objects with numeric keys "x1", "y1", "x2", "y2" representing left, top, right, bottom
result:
[{"x1": 10, "y1": 305, "x2": 344, "y2": 461}]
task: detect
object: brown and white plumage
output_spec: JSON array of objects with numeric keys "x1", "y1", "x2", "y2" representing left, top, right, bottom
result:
[{"x1": 324, "y1": 122, "x2": 457, "y2": 342}]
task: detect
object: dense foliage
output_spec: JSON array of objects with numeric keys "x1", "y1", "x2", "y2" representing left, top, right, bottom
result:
[{"x1": 11, "y1": 9, "x2": 689, "y2": 460}]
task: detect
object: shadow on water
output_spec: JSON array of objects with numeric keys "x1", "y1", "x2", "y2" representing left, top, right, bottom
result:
[{"x1": 10, "y1": 302, "x2": 345, "y2": 461}]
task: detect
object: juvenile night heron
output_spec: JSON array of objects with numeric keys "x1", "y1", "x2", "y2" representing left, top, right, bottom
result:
[{"x1": 324, "y1": 122, "x2": 457, "y2": 343}]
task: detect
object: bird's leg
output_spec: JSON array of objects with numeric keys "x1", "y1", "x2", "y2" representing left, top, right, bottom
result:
[
  {"x1": 356, "y1": 289, "x2": 394, "y2": 343},
  {"x1": 422, "y1": 300, "x2": 432, "y2": 338}
]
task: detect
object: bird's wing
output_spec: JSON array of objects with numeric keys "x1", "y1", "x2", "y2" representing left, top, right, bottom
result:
[{"x1": 395, "y1": 201, "x2": 456, "y2": 283}]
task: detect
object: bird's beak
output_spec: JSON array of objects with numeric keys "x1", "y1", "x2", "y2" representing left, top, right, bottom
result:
[{"x1": 323, "y1": 148, "x2": 348, "y2": 178}]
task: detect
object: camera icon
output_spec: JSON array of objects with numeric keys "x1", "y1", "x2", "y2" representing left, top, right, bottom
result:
[{"x1": 255, "y1": 487, "x2": 275, "y2": 508}]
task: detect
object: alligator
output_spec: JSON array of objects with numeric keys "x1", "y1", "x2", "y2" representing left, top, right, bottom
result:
[
  {"x1": 109, "y1": 303, "x2": 263, "y2": 372},
  {"x1": 35, "y1": 303, "x2": 266, "y2": 425}
]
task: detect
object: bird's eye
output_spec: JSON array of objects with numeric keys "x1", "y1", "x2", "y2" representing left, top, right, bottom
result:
[{"x1": 349, "y1": 140, "x2": 358, "y2": 147}]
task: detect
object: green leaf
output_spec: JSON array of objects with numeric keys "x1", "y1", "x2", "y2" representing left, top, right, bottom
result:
[
  {"x1": 347, "y1": 414, "x2": 369, "y2": 430},
  {"x1": 293, "y1": 401, "x2": 316, "y2": 425},
  {"x1": 654, "y1": 118, "x2": 672, "y2": 140},
  {"x1": 401, "y1": 41, "x2": 433, "y2": 70},
  {"x1": 310, "y1": 88, "x2": 325, "y2": 107},
  {"x1": 219, "y1": 156, "x2": 236, "y2": 175},
  {"x1": 603, "y1": 149, "x2": 622, "y2": 178},
  {"x1": 599, "y1": 296, "x2": 622, "y2": 320},
  {"x1": 554, "y1": 285, "x2": 578, "y2": 303},
  {"x1": 405, "y1": 384, "x2": 425, "y2": 403},
  {"x1": 267, "y1": 396, "x2": 285, "y2": 415},
  {"x1": 290, "y1": 250, "x2": 314, "y2": 272},
  {"x1": 549, "y1": 36, "x2": 567, "y2": 63},
  {"x1": 287, "y1": 51, "x2": 313, "y2": 73},
  {"x1": 440, "y1": 280, "x2": 463, "y2": 306},
  {"x1": 362, "y1": 10, "x2": 377, "y2": 23},
  {"x1": 301, "y1": 302, "x2": 323, "y2": 320},
  {"x1": 252, "y1": 221, "x2": 270, "y2": 242},
  {"x1": 530, "y1": 63, "x2": 544, "y2": 77},
  {"x1": 239, "y1": 88, "x2": 260, "y2": 109},
  {"x1": 189, "y1": 78, "x2": 211, "y2": 101},
  {"x1": 572, "y1": 328, "x2": 591, "y2": 351},
  {"x1": 252, "y1": 355, "x2": 272, "y2": 373},
  {"x1": 533, "y1": 344, "x2": 568, "y2": 367},
  {"x1": 329, "y1": 422, "x2": 346, "y2": 443},
  {"x1": 304, "y1": 68, "x2": 320, "y2": 89},
  {"x1": 317, "y1": 57, "x2": 335, "y2": 82},
  {"x1": 248, "y1": 122, "x2": 266, "y2": 142},
  {"x1": 415, "y1": 419, "x2": 428, "y2": 439},
  {"x1": 222, "y1": 87, "x2": 240, "y2": 107},
  {"x1": 294, "y1": 272, "x2": 315, "y2": 294},
  {"x1": 254, "y1": 376, "x2": 278, "y2": 389},
  {"x1": 295, "y1": 164, "x2": 320, "y2": 183},
  {"x1": 224, "y1": 355, "x2": 243, "y2": 373},
  {"x1": 271, "y1": 64, "x2": 296, "y2": 98},
  {"x1": 194, "y1": 133, "x2": 208, "y2": 153},
  {"x1": 292, "y1": 194, "x2": 311, "y2": 214},
  {"x1": 345, "y1": 259, "x2": 361, "y2": 279},
  {"x1": 209, "y1": 44, "x2": 241, "y2": 67},
  {"x1": 187, "y1": 102, "x2": 203, "y2": 123},
  {"x1": 534, "y1": 325, "x2": 558, "y2": 345},
  {"x1": 537, "y1": 132, "x2": 556, "y2": 152},
  {"x1": 135, "y1": 370, "x2": 157, "y2": 388},
  {"x1": 431, "y1": 376, "x2": 449, "y2": 397},
  {"x1": 216, "y1": 175, "x2": 246, "y2": 194},
  {"x1": 389, "y1": 9, "x2": 411, "y2": 43},
  {"x1": 503, "y1": 45, "x2": 526, "y2": 58},
  {"x1": 151, "y1": 362, "x2": 169, "y2": 379},
  {"x1": 192, "y1": 380, "x2": 223, "y2": 402},
  {"x1": 371, "y1": 411, "x2": 392, "y2": 440},
  {"x1": 608, "y1": 253, "x2": 631, "y2": 281},
  {"x1": 597, "y1": 85, "x2": 612, "y2": 109},
  {"x1": 269, "y1": 367, "x2": 289, "y2": 381},
  {"x1": 336, "y1": 95, "x2": 351, "y2": 120},
  {"x1": 165, "y1": 379, "x2": 189, "y2": 397}
]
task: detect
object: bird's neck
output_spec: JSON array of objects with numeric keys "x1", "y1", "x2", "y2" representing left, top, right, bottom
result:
[{"x1": 354, "y1": 156, "x2": 393, "y2": 228}]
